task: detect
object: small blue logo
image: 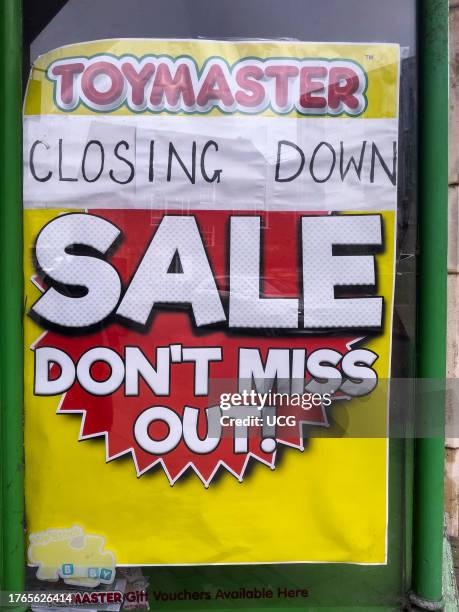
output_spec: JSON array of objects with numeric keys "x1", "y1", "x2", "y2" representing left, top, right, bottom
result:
[
  {"x1": 100, "y1": 568, "x2": 113, "y2": 582},
  {"x1": 61, "y1": 563, "x2": 74, "y2": 576},
  {"x1": 88, "y1": 567, "x2": 99, "y2": 579}
]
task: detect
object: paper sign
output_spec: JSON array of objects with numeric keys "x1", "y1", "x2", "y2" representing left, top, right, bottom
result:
[{"x1": 24, "y1": 38, "x2": 399, "y2": 566}]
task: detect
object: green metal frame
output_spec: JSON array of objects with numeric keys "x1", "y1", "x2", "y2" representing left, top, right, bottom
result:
[
  {"x1": 0, "y1": 0, "x2": 449, "y2": 609},
  {"x1": 410, "y1": 0, "x2": 449, "y2": 608},
  {"x1": 0, "y1": 0, "x2": 24, "y2": 603}
]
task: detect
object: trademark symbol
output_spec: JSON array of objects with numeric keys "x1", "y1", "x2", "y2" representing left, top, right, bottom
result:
[{"x1": 366, "y1": 54, "x2": 374, "y2": 60}]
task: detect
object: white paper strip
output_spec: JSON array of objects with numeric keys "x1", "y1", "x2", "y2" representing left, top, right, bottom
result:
[{"x1": 24, "y1": 115, "x2": 398, "y2": 211}]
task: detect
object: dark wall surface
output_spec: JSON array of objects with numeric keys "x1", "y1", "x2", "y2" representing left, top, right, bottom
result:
[{"x1": 26, "y1": 0, "x2": 416, "y2": 65}]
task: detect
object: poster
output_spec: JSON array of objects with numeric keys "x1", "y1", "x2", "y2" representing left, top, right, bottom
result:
[{"x1": 23, "y1": 39, "x2": 399, "y2": 570}]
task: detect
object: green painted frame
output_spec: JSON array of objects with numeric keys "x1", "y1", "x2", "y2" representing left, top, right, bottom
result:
[
  {"x1": 0, "y1": 0, "x2": 25, "y2": 607},
  {"x1": 410, "y1": 0, "x2": 448, "y2": 607}
]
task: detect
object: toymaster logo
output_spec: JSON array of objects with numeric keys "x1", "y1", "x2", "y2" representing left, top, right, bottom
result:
[{"x1": 47, "y1": 54, "x2": 367, "y2": 116}]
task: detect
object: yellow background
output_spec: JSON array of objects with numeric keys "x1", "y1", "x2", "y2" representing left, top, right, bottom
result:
[
  {"x1": 24, "y1": 40, "x2": 397, "y2": 566},
  {"x1": 24, "y1": 209, "x2": 394, "y2": 565}
]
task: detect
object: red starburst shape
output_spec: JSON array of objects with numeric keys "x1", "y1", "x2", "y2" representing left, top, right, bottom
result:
[{"x1": 31, "y1": 210, "x2": 358, "y2": 486}]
